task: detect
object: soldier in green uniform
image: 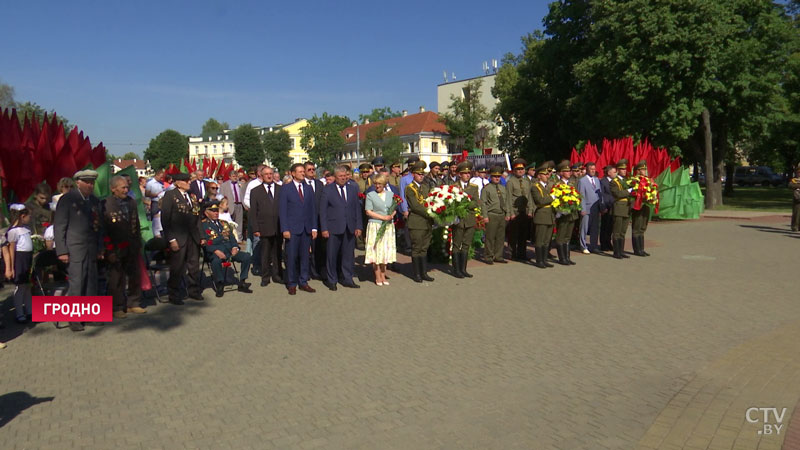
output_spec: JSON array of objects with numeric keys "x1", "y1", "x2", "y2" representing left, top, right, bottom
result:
[
  {"x1": 506, "y1": 158, "x2": 534, "y2": 260},
  {"x1": 553, "y1": 162, "x2": 578, "y2": 266},
  {"x1": 630, "y1": 160, "x2": 652, "y2": 257},
  {"x1": 569, "y1": 162, "x2": 583, "y2": 186},
  {"x1": 200, "y1": 200, "x2": 254, "y2": 297},
  {"x1": 356, "y1": 163, "x2": 374, "y2": 193},
  {"x1": 388, "y1": 162, "x2": 402, "y2": 187},
  {"x1": 405, "y1": 161, "x2": 435, "y2": 283},
  {"x1": 449, "y1": 160, "x2": 479, "y2": 278},
  {"x1": 789, "y1": 164, "x2": 800, "y2": 232},
  {"x1": 531, "y1": 164, "x2": 555, "y2": 269},
  {"x1": 481, "y1": 165, "x2": 509, "y2": 264},
  {"x1": 423, "y1": 161, "x2": 444, "y2": 189},
  {"x1": 610, "y1": 159, "x2": 632, "y2": 259}
]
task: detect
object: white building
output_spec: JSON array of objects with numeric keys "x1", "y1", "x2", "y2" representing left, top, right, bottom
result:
[
  {"x1": 437, "y1": 73, "x2": 501, "y2": 154},
  {"x1": 111, "y1": 158, "x2": 152, "y2": 178}
]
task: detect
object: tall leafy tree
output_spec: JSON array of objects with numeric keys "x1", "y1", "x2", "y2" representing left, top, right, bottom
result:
[
  {"x1": 300, "y1": 113, "x2": 351, "y2": 167},
  {"x1": 232, "y1": 124, "x2": 264, "y2": 170},
  {"x1": 361, "y1": 123, "x2": 404, "y2": 165},
  {"x1": 359, "y1": 107, "x2": 402, "y2": 123},
  {"x1": 144, "y1": 129, "x2": 188, "y2": 170},
  {"x1": 440, "y1": 79, "x2": 491, "y2": 152},
  {"x1": 201, "y1": 117, "x2": 230, "y2": 137},
  {"x1": 263, "y1": 129, "x2": 293, "y2": 173},
  {"x1": 0, "y1": 81, "x2": 15, "y2": 109}
]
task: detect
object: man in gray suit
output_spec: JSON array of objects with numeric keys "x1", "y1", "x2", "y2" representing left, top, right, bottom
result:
[
  {"x1": 54, "y1": 170, "x2": 104, "y2": 332},
  {"x1": 219, "y1": 171, "x2": 245, "y2": 239},
  {"x1": 578, "y1": 162, "x2": 602, "y2": 254}
]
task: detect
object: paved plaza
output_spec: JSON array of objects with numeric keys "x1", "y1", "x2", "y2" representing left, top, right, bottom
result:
[{"x1": 1, "y1": 214, "x2": 799, "y2": 449}]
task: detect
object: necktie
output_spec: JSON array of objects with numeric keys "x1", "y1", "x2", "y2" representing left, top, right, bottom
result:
[
  {"x1": 308, "y1": 180, "x2": 314, "y2": 193},
  {"x1": 198, "y1": 181, "x2": 204, "y2": 198},
  {"x1": 339, "y1": 185, "x2": 346, "y2": 202},
  {"x1": 266, "y1": 184, "x2": 272, "y2": 199},
  {"x1": 591, "y1": 177, "x2": 596, "y2": 189},
  {"x1": 297, "y1": 183, "x2": 304, "y2": 202},
  {"x1": 233, "y1": 183, "x2": 239, "y2": 202}
]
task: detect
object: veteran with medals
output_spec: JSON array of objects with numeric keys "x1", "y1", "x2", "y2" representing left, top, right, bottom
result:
[
  {"x1": 200, "y1": 200, "x2": 253, "y2": 297},
  {"x1": 161, "y1": 172, "x2": 204, "y2": 304}
]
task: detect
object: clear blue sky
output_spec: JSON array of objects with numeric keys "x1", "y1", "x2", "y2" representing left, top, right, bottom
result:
[{"x1": 3, "y1": 0, "x2": 549, "y2": 157}]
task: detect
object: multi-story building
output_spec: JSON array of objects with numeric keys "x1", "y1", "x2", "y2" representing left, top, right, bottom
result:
[
  {"x1": 111, "y1": 158, "x2": 152, "y2": 178},
  {"x1": 187, "y1": 118, "x2": 311, "y2": 168},
  {"x1": 338, "y1": 109, "x2": 450, "y2": 167},
  {"x1": 437, "y1": 73, "x2": 501, "y2": 154}
]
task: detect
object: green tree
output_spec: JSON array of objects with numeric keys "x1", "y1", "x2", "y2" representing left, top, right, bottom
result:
[
  {"x1": 201, "y1": 117, "x2": 230, "y2": 138},
  {"x1": 121, "y1": 152, "x2": 139, "y2": 160},
  {"x1": 143, "y1": 129, "x2": 188, "y2": 170},
  {"x1": 361, "y1": 123, "x2": 404, "y2": 165},
  {"x1": 233, "y1": 124, "x2": 264, "y2": 169},
  {"x1": 300, "y1": 113, "x2": 351, "y2": 167},
  {"x1": 263, "y1": 129, "x2": 293, "y2": 173},
  {"x1": 14, "y1": 101, "x2": 71, "y2": 130},
  {"x1": 359, "y1": 107, "x2": 402, "y2": 123},
  {"x1": 440, "y1": 79, "x2": 491, "y2": 152},
  {"x1": 0, "y1": 80, "x2": 15, "y2": 109}
]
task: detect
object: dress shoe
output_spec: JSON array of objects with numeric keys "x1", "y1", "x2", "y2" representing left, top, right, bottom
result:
[
  {"x1": 341, "y1": 282, "x2": 360, "y2": 289},
  {"x1": 215, "y1": 286, "x2": 224, "y2": 298},
  {"x1": 113, "y1": 310, "x2": 127, "y2": 319},
  {"x1": 485, "y1": 259, "x2": 494, "y2": 265},
  {"x1": 298, "y1": 284, "x2": 316, "y2": 293},
  {"x1": 238, "y1": 282, "x2": 253, "y2": 293},
  {"x1": 325, "y1": 281, "x2": 337, "y2": 291},
  {"x1": 69, "y1": 322, "x2": 84, "y2": 332},
  {"x1": 169, "y1": 298, "x2": 185, "y2": 305},
  {"x1": 494, "y1": 259, "x2": 508, "y2": 264},
  {"x1": 128, "y1": 307, "x2": 147, "y2": 314},
  {"x1": 272, "y1": 275, "x2": 284, "y2": 284},
  {"x1": 188, "y1": 293, "x2": 204, "y2": 301},
  {"x1": 261, "y1": 278, "x2": 270, "y2": 287},
  {"x1": 287, "y1": 286, "x2": 297, "y2": 295}
]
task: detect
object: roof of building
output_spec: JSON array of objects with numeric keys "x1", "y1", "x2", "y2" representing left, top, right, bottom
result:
[
  {"x1": 341, "y1": 111, "x2": 448, "y2": 144},
  {"x1": 112, "y1": 159, "x2": 148, "y2": 170}
]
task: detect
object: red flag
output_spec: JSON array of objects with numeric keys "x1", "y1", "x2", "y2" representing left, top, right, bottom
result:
[
  {"x1": 91, "y1": 143, "x2": 107, "y2": 169},
  {"x1": 570, "y1": 147, "x2": 579, "y2": 165},
  {"x1": 35, "y1": 119, "x2": 54, "y2": 187}
]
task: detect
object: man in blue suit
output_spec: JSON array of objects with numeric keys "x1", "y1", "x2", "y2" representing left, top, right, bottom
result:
[
  {"x1": 319, "y1": 165, "x2": 363, "y2": 290},
  {"x1": 279, "y1": 163, "x2": 318, "y2": 295},
  {"x1": 578, "y1": 162, "x2": 602, "y2": 254}
]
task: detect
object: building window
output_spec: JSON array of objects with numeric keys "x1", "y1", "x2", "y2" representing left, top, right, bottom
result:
[
  {"x1": 432, "y1": 142, "x2": 438, "y2": 153},
  {"x1": 409, "y1": 142, "x2": 416, "y2": 153},
  {"x1": 290, "y1": 138, "x2": 295, "y2": 149},
  {"x1": 213, "y1": 145, "x2": 217, "y2": 151},
  {"x1": 204, "y1": 145, "x2": 208, "y2": 152},
  {"x1": 195, "y1": 146, "x2": 200, "y2": 152}
]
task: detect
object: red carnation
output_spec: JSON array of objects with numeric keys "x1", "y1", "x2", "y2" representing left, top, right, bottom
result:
[
  {"x1": 105, "y1": 243, "x2": 114, "y2": 251},
  {"x1": 103, "y1": 236, "x2": 111, "y2": 243},
  {"x1": 118, "y1": 241, "x2": 130, "y2": 249},
  {"x1": 222, "y1": 262, "x2": 231, "y2": 268},
  {"x1": 42, "y1": 222, "x2": 50, "y2": 229},
  {"x1": 205, "y1": 229, "x2": 212, "y2": 235}
]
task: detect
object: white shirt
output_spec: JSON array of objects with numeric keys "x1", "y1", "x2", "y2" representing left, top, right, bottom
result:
[
  {"x1": 243, "y1": 178, "x2": 264, "y2": 209},
  {"x1": 145, "y1": 178, "x2": 164, "y2": 197},
  {"x1": 7, "y1": 226, "x2": 33, "y2": 252}
]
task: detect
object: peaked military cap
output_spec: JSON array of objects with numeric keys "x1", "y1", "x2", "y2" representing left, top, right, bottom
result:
[
  {"x1": 634, "y1": 160, "x2": 647, "y2": 170},
  {"x1": 457, "y1": 160, "x2": 474, "y2": 173},
  {"x1": 478, "y1": 166, "x2": 488, "y2": 173},
  {"x1": 371, "y1": 156, "x2": 385, "y2": 166},
  {"x1": 536, "y1": 164, "x2": 550, "y2": 175},
  {"x1": 511, "y1": 158, "x2": 527, "y2": 170},
  {"x1": 411, "y1": 161, "x2": 427, "y2": 174},
  {"x1": 556, "y1": 161, "x2": 572, "y2": 172},
  {"x1": 489, "y1": 165, "x2": 504, "y2": 176},
  {"x1": 405, "y1": 155, "x2": 420, "y2": 164},
  {"x1": 358, "y1": 163, "x2": 373, "y2": 171},
  {"x1": 616, "y1": 159, "x2": 629, "y2": 169}
]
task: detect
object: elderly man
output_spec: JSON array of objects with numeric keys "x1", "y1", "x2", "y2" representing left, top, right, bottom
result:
[
  {"x1": 189, "y1": 170, "x2": 207, "y2": 200},
  {"x1": 250, "y1": 166, "x2": 283, "y2": 287},
  {"x1": 319, "y1": 165, "x2": 363, "y2": 290},
  {"x1": 161, "y1": 172, "x2": 204, "y2": 304},
  {"x1": 200, "y1": 200, "x2": 253, "y2": 297},
  {"x1": 220, "y1": 171, "x2": 245, "y2": 237},
  {"x1": 101, "y1": 175, "x2": 145, "y2": 318},
  {"x1": 54, "y1": 170, "x2": 104, "y2": 332},
  {"x1": 578, "y1": 162, "x2": 602, "y2": 254}
]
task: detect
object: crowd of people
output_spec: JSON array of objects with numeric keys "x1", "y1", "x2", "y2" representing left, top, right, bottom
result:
[{"x1": 0, "y1": 153, "x2": 656, "y2": 341}]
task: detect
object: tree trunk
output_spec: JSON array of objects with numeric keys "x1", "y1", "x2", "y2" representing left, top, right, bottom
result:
[
  {"x1": 702, "y1": 109, "x2": 722, "y2": 209},
  {"x1": 724, "y1": 163, "x2": 735, "y2": 196}
]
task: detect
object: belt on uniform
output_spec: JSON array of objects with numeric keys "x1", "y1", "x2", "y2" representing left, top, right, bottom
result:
[{"x1": 618, "y1": 199, "x2": 628, "y2": 202}]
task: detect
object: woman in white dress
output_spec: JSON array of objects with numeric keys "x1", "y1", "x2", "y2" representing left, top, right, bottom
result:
[{"x1": 364, "y1": 174, "x2": 397, "y2": 286}]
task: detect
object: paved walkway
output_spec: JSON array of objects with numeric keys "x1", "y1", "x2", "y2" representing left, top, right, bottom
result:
[{"x1": 0, "y1": 214, "x2": 799, "y2": 449}]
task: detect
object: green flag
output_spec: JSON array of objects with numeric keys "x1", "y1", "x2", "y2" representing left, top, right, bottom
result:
[
  {"x1": 180, "y1": 158, "x2": 188, "y2": 174},
  {"x1": 93, "y1": 162, "x2": 112, "y2": 199}
]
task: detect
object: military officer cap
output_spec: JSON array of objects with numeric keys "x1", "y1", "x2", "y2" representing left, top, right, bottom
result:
[
  {"x1": 429, "y1": 161, "x2": 441, "y2": 169},
  {"x1": 616, "y1": 158, "x2": 629, "y2": 169},
  {"x1": 202, "y1": 199, "x2": 220, "y2": 211},
  {"x1": 411, "y1": 161, "x2": 427, "y2": 174},
  {"x1": 171, "y1": 172, "x2": 190, "y2": 182},
  {"x1": 405, "y1": 155, "x2": 420, "y2": 165},
  {"x1": 478, "y1": 166, "x2": 488, "y2": 173},
  {"x1": 535, "y1": 164, "x2": 550, "y2": 175},
  {"x1": 634, "y1": 160, "x2": 647, "y2": 170},
  {"x1": 571, "y1": 162, "x2": 584, "y2": 170},
  {"x1": 457, "y1": 160, "x2": 474, "y2": 173},
  {"x1": 525, "y1": 162, "x2": 536, "y2": 170},
  {"x1": 73, "y1": 169, "x2": 99, "y2": 182},
  {"x1": 511, "y1": 158, "x2": 527, "y2": 170},
  {"x1": 544, "y1": 160, "x2": 556, "y2": 173},
  {"x1": 390, "y1": 161, "x2": 401, "y2": 168},
  {"x1": 556, "y1": 161, "x2": 572, "y2": 172},
  {"x1": 489, "y1": 165, "x2": 504, "y2": 176},
  {"x1": 358, "y1": 163, "x2": 373, "y2": 172},
  {"x1": 371, "y1": 156, "x2": 385, "y2": 166}
]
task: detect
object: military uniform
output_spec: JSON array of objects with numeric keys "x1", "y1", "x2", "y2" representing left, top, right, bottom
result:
[
  {"x1": 506, "y1": 158, "x2": 534, "y2": 260},
  {"x1": 449, "y1": 161, "x2": 479, "y2": 278},
  {"x1": 610, "y1": 159, "x2": 632, "y2": 259},
  {"x1": 423, "y1": 162, "x2": 444, "y2": 189},
  {"x1": 480, "y1": 166, "x2": 508, "y2": 263},
  {"x1": 200, "y1": 201, "x2": 253, "y2": 297},
  {"x1": 530, "y1": 164, "x2": 555, "y2": 269},
  {"x1": 101, "y1": 193, "x2": 143, "y2": 315},
  {"x1": 388, "y1": 162, "x2": 402, "y2": 187},
  {"x1": 405, "y1": 161, "x2": 434, "y2": 282},
  {"x1": 161, "y1": 173, "x2": 204, "y2": 303},
  {"x1": 630, "y1": 160, "x2": 652, "y2": 257},
  {"x1": 553, "y1": 162, "x2": 579, "y2": 265}
]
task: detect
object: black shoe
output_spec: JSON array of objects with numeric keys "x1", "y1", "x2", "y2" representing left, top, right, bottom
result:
[
  {"x1": 564, "y1": 244, "x2": 576, "y2": 265},
  {"x1": 638, "y1": 236, "x2": 650, "y2": 256},
  {"x1": 460, "y1": 252, "x2": 473, "y2": 278},
  {"x1": 533, "y1": 246, "x2": 547, "y2": 269},
  {"x1": 215, "y1": 286, "x2": 224, "y2": 298},
  {"x1": 238, "y1": 282, "x2": 253, "y2": 293},
  {"x1": 494, "y1": 259, "x2": 508, "y2": 264},
  {"x1": 341, "y1": 282, "x2": 360, "y2": 289},
  {"x1": 251, "y1": 268, "x2": 261, "y2": 276},
  {"x1": 420, "y1": 259, "x2": 434, "y2": 282},
  {"x1": 451, "y1": 252, "x2": 464, "y2": 278},
  {"x1": 411, "y1": 257, "x2": 423, "y2": 283},
  {"x1": 485, "y1": 259, "x2": 494, "y2": 265},
  {"x1": 260, "y1": 278, "x2": 270, "y2": 287},
  {"x1": 556, "y1": 243, "x2": 569, "y2": 265},
  {"x1": 613, "y1": 239, "x2": 624, "y2": 259},
  {"x1": 169, "y1": 298, "x2": 185, "y2": 305},
  {"x1": 324, "y1": 281, "x2": 337, "y2": 291},
  {"x1": 272, "y1": 275, "x2": 284, "y2": 284}
]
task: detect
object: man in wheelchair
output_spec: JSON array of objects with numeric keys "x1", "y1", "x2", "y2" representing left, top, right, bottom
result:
[{"x1": 200, "y1": 200, "x2": 253, "y2": 297}]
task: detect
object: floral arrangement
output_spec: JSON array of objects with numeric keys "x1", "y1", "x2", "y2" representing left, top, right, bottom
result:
[
  {"x1": 424, "y1": 185, "x2": 474, "y2": 226},
  {"x1": 374, "y1": 194, "x2": 402, "y2": 246},
  {"x1": 629, "y1": 175, "x2": 659, "y2": 213},
  {"x1": 474, "y1": 207, "x2": 486, "y2": 231},
  {"x1": 549, "y1": 183, "x2": 582, "y2": 216}
]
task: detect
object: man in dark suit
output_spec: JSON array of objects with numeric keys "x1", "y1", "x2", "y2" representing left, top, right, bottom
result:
[
  {"x1": 54, "y1": 169, "x2": 104, "y2": 332},
  {"x1": 279, "y1": 163, "x2": 318, "y2": 295},
  {"x1": 598, "y1": 165, "x2": 617, "y2": 252},
  {"x1": 304, "y1": 162, "x2": 326, "y2": 280},
  {"x1": 189, "y1": 170, "x2": 207, "y2": 201},
  {"x1": 161, "y1": 172, "x2": 204, "y2": 304},
  {"x1": 319, "y1": 165, "x2": 363, "y2": 291},
  {"x1": 101, "y1": 175, "x2": 145, "y2": 318},
  {"x1": 249, "y1": 166, "x2": 283, "y2": 287}
]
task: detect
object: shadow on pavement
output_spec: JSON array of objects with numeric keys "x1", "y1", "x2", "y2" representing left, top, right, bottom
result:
[
  {"x1": 738, "y1": 224, "x2": 798, "y2": 236},
  {"x1": 0, "y1": 392, "x2": 54, "y2": 429}
]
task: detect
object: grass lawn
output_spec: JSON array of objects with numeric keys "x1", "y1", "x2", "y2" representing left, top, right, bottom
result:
[{"x1": 701, "y1": 186, "x2": 793, "y2": 212}]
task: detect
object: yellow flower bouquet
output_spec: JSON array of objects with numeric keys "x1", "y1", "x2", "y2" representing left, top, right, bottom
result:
[{"x1": 549, "y1": 183, "x2": 582, "y2": 216}]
